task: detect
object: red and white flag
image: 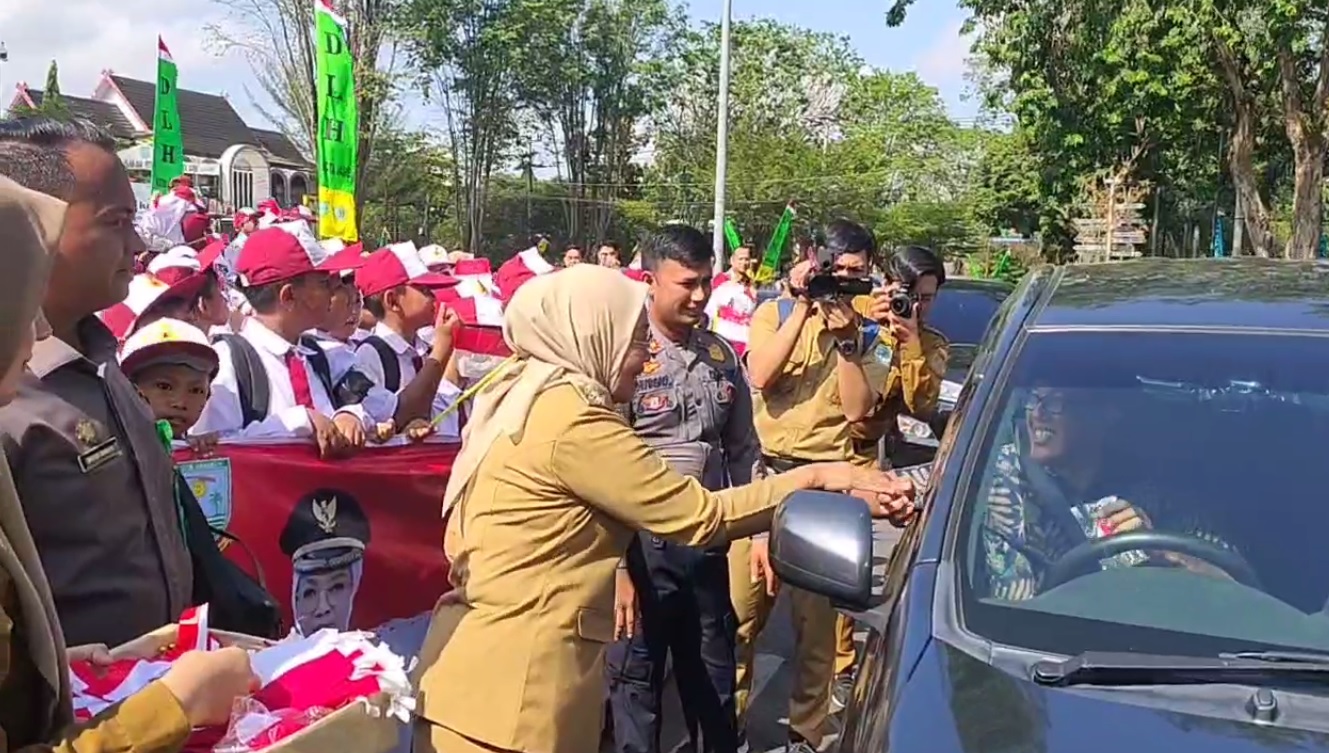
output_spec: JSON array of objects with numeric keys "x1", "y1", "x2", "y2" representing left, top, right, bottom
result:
[{"x1": 158, "y1": 36, "x2": 174, "y2": 63}]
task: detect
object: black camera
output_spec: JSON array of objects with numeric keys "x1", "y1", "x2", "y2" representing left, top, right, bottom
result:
[
  {"x1": 803, "y1": 245, "x2": 873, "y2": 300},
  {"x1": 889, "y1": 284, "x2": 916, "y2": 318}
]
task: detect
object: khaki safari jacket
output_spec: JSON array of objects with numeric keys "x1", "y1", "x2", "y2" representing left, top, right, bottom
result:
[
  {"x1": 417, "y1": 383, "x2": 805, "y2": 753},
  {"x1": 0, "y1": 455, "x2": 191, "y2": 753}
]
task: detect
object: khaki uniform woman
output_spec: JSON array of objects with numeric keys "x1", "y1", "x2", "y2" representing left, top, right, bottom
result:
[
  {"x1": 413, "y1": 264, "x2": 913, "y2": 753},
  {"x1": 0, "y1": 175, "x2": 254, "y2": 753}
]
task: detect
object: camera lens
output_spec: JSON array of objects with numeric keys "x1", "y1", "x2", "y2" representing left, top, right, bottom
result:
[{"x1": 889, "y1": 291, "x2": 912, "y2": 318}]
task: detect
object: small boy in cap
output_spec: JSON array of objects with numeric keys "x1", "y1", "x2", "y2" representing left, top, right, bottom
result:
[
  {"x1": 119, "y1": 318, "x2": 221, "y2": 452},
  {"x1": 353, "y1": 243, "x2": 462, "y2": 437},
  {"x1": 190, "y1": 225, "x2": 405, "y2": 457}
]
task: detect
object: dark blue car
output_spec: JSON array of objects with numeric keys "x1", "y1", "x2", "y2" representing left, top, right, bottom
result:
[{"x1": 771, "y1": 258, "x2": 1329, "y2": 751}]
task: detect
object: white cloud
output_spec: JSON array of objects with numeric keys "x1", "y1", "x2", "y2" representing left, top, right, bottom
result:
[
  {"x1": 913, "y1": 20, "x2": 973, "y2": 88},
  {"x1": 0, "y1": 0, "x2": 267, "y2": 124}
]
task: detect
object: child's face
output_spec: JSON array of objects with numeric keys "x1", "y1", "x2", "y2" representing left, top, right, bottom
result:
[
  {"x1": 324, "y1": 279, "x2": 363, "y2": 341},
  {"x1": 133, "y1": 363, "x2": 212, "y2": 437},
  {"x1": 393, "y1": 285, "x2": 437, "y2": 331}
]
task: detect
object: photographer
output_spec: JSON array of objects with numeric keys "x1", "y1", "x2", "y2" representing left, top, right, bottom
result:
[
  {"x1": 852, "y1": 245, "x2": 951, "y2": 461},
  {"x1": 733, "y1": 219, "x2": 896, "y2": 753}
]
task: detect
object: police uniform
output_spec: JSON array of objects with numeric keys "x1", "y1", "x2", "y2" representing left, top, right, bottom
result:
[{"x1": 605, "y1": 322, "x2": 758, "y2": 753}]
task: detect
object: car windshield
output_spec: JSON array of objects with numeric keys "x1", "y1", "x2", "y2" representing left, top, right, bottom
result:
[
  {"x1": 958, "y1": 329, "x2": 1329, "y2": 657},
  {"x1": 928, "y1": 285, "x2": 1009, "y2": 345}
]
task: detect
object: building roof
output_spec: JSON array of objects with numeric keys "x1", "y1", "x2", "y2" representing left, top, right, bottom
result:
[
  {"x1": 22, "y1": 90, "x2": 138, "y2": 141},
  {"x1": 107, "y1": 75, "x2": 310, "y2": 168},
  {"x1": 249, "y1": 127, "x2": 309, "y2": 167},
  {"x1": 110, "y1": 75, "x2": 257, "y2": 160},
  {"x1": 12, "y1": 74, "x2": 312, "y2": 171}
]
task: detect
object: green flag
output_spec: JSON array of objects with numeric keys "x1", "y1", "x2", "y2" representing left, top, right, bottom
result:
[
  {"x1": 315, "y1": 0, "x2": 359, "y2": 242},
  {"x1": 724, "y1": 218, "x2": 742, "y2": 253},
  {"x1": 150, "y1": 37, "x2": 184, "y2": 194},
  {"x1": 752, "y1": 204, "x2": 796, "y2": 285}
]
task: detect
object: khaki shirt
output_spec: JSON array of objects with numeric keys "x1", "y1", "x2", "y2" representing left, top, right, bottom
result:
[
  {"x1": 849, "y1": 322, "x2": 950, "y2": 461},
  {"x1": 418, "y1": 383, "x2": 803, "y2": 753},
  {"x1": 0, "y1": 318, "x2": 192, "y2": 647},
  {"x1": 748, "y1": 297, "x2": 892, "y2": 464}
]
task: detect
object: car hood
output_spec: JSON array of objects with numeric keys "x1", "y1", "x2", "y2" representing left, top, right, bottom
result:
[{"x1": 886, "y1": 641, "x2": 1329, "y2": 753}]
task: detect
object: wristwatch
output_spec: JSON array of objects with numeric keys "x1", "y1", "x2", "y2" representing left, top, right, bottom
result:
[{"x1": 835, "y1": 337, "x2": 859, "y2": 358}]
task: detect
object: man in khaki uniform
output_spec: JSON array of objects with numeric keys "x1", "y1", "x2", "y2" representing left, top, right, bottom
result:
[
  {"x1": 738, "y1": 219, "x2": 897, "y2": 753},
  {"x1": 0, "y1": 118, "x2": 192, "y2": 648},
  {"x1": 833, "y1": 244, "x2": 950, "y2": 707}
]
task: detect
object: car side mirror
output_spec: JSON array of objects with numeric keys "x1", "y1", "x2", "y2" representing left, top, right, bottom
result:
[{"x1": 769, "y1": 490, "x2": 874, "y2": 608}]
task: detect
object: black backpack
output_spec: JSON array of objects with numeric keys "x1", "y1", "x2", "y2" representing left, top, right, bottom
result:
[
  {"x1": 173, "y1": 471, "x2": 283, "y2": 637},
  {"x1": 359, "y1": 336, "x2": 403, "y2": 392},
  {"x1": 211, "y1": 334, "x2": 374, "y2": 427}
]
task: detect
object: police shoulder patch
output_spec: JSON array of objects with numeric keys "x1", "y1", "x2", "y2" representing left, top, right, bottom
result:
[{"x1": 695, "y1": 330, "x2": 736, "y2": 369}]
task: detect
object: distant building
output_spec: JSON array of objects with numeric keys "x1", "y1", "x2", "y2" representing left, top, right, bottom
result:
[{"x1": 7, "y1": 71, "x2": 313, "y2": 214}]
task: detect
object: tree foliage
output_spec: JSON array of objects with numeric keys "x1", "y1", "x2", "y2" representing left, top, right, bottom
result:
[
  {"x1": 10, "y1": 60, "x2": 70, "y2": 121},
  {"x1": 890, "y1": 0, "x2": 1327, "y2": 258}
]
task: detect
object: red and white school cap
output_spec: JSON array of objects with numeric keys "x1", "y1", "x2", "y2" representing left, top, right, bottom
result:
[
  {"x1": 119, "y1": 317, "x2": 220, "y2": 379},
  {"x1": 418, "y1": 244, "x2": 450, "y2": 268},
  {"x1": 100, "y1": 273, "x2": 200, "y2": 340},
  {"x1": 494, "y1": 246, "x2": 554, "y2": 304},
  {"x1": 452, "y1": 258, "x2": 497, "y2": 298},
  {"x1": 233, "y1": 207, "x2": 259, "y2": 228},
  {"x1": 235, "y1": 224, "x2": 363, "y2": 287},
  {"x1": 355, "y1": 242, "x2": 458, "y2": 298},
  {"x1": 434, "y1": 288, "x2": 511, "y2": 374}
]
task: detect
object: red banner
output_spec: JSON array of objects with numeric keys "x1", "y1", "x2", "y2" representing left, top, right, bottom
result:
[{"x1": 173, "y1": 443, "x2": 457, "y2": 635}]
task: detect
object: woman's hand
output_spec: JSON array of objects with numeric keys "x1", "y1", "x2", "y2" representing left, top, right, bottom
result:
[
  {"x1": 66, "y1": 643, "x2": 114, "y2": 666},
  {"x1": 613, "y1": 567, "x2": 638, "y2": 641},
  {"x1": 159, "y1": 647, "x2": 259, "y2": 727},
  {"x1": 805, "y1": 462, "x2": 917, "y2": 525}
]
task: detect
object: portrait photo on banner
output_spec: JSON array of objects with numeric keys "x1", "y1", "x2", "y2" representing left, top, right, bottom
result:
[{"x1": 279, "y1": 488, "x2": 372, "y2": 636}]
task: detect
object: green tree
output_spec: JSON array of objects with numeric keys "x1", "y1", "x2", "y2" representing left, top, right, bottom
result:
[{"x1": 10, "y1": 61, "x2": 71, "y2": 121}]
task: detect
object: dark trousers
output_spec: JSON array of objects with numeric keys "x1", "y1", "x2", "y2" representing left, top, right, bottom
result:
[{"x1": 605, "y1": 534, "x2": 738, "y2": 753}]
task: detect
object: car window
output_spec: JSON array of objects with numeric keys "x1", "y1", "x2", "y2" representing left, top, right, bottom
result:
[
  {"x1": 958, "y1": 329, "x2": 1329, "y2": 656},
  {"x1": 928, "y1": 287, "x2": 1008, "y2": 345}
]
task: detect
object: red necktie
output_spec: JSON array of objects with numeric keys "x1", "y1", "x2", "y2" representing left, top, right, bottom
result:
[{"x1": 285, "y1": 350, "x2": 316, "y2": 410}]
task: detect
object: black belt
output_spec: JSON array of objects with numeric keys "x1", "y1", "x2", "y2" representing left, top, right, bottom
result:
[{"x1": 761, "y1": 454, "x2": 819, "y2": 474}]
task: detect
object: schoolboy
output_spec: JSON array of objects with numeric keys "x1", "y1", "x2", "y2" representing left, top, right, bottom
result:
[
  {"x1": 120, "y1": 318, "x2": 221, "y2": 452},
  {"x1": 354, "y1": 244, "x2": 463, "y2": 437},
  {"x1": 189, "y1": 226, "x2": 399, "y2": 457}
]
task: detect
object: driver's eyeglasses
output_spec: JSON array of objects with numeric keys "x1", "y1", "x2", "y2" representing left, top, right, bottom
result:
[{"x1": 1024, "y1": 390, "x2": 1067, "y2": 417}]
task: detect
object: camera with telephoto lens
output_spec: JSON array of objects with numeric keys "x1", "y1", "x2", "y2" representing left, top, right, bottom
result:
[{"x1": 803, "y1": 244, "x2": 874, "y2": 300}]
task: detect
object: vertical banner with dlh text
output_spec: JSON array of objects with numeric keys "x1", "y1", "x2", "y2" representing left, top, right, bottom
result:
[
  {"x1": 314, "y1": 0, "x2": 359, "y2": 242},
  {"x1": 150, "y1": 37, "x2": 184, "y2": 194}
]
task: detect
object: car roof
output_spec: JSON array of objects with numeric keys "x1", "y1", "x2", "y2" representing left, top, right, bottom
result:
[
  {"x1": 1035, "y1": 258, "x2": 1329, "y2": 332},
  {"x1": 945, "y1": 276, "x2": 1015, "y2": 294}
]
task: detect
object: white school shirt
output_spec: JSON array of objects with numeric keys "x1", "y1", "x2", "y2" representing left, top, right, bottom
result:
[
  {"x1": 353, "y1": 322, "x2": 463, "y2": 438},
  {"x1": 192, "y1": 318, "x2": 397, "y2": 440}
]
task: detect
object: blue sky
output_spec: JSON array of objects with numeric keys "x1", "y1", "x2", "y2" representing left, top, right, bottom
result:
[
  {"x1": 2, "y1": 0, "x2": 977, "y2": 130},
  {"x1": 682, "y1": 0, "x2": 977, "y2": 118}
]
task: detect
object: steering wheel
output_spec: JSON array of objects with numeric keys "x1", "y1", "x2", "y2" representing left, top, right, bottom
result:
[{"x1": 1040, "y1": 531, "x2": 1262, "y2": 592}]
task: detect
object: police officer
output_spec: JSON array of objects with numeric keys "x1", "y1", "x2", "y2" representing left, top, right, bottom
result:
[
  {"x1": 279, "y1": 488, "x2": 372, "y2": 635},
  {"x1": 605, "y1": 225, "x2": 759, "y2": 753}
]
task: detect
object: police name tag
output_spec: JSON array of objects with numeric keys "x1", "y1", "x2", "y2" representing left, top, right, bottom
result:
[{"x1": 77, "y1": 437, "x2": 122, "y2": 474}]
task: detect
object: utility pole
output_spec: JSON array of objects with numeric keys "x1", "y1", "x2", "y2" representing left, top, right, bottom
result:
[
  {"x1": 519, "y1": 142, "x2": 536, "y2": 240},
  {"x1": 710, "y1": 0, "x2": 733, "y2": 275}
]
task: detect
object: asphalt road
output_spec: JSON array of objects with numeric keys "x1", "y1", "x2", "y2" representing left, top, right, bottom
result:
[
  {"x1": 382, "y1": 520, "x2": 907, "y2": 753},
  {"x1": 650, "y1": 521, "x2": 907, "y2": 753}
]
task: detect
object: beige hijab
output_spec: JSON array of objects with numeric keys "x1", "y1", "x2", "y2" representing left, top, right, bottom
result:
[
  {"x1": 0, "y1": 175, "x2": 71, "y2": 732},
  {"x1": 442, "y1": 264, "x2": 648, "y2": 517}
]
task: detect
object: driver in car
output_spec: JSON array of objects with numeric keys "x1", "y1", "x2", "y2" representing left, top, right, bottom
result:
[{"x1": 981, "y1": 386, "x2": 1235, "y2": 600}]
